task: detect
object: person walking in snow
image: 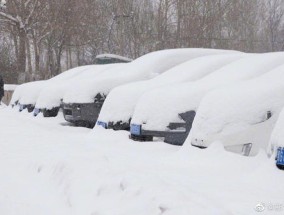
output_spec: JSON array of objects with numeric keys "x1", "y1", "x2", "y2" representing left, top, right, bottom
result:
[{"x1": 0, "y1": 75, "x2": 4, "y2": 104}]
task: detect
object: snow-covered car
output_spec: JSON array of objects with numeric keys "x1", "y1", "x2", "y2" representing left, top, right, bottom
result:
[
  {"x1": 62, "y1": 48, "x2": 237, "y2": 128},
  {"x1": 12, "y1": 80, "x2": 49, "y2": 112},
  {"x1": 268, "y1": 108, "x2": 284, "y2": 169},
  {"x1": 130, "y1": 52, "x2": 284, "y2": 145},
  {"x1": 190, "y1": 64, "x2": 284, "y2": 156},
  {"x1": 34, "y1": 64, "x2": 117, "y2": 117},
  {"x1": 97, "y1": 53, "x2": 245, "y2": 130},
  {"x1": 95, "y1": 54, "x2": 132, "y2": 64},
  {"x1": 11, "y1": 65, "x2": 95, "y2": 113}
]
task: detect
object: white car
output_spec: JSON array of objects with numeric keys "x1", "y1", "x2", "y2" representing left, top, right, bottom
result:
[
  {"x1": 130, "y1": 52, "x2": 284, "y2": 145},
  {"x1": 190, "y1": 63, "x2": 284, "y2": 156},
  {"x1": 62, "y1": 48, "x2": 237, "y2": 127},
  {"x1": 268, "y1": 107, "x2": 284, "y2": 169},
  {"x1": 11, "y1": 65, "x2": 95, "y2": 112},
  {"x1": 97, "y1": 53, "x2": 245, "y2": 130}
]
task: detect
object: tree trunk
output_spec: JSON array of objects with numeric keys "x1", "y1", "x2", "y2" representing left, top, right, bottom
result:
[
  {"x1": 18, "y1": 29, "x2": 27, "y2": 82},
  {"x1": 26, "y1": 38, "x2": 33, "y2": 81},
  {"x1": 32, "y1": 35, "x2": 40, "y2": 76}
]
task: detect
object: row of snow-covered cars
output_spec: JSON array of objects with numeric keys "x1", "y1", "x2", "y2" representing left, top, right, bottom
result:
[{"x1": 10, "y1": 49, "x2": 284, "y2": 169}]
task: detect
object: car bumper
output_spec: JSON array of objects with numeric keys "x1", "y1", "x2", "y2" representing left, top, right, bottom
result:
[
  {"x1": 19, "y1": 104, "x2": 34, "y2": 113},
  {"x1": 129, "y1": 111, "x2": 196, "y2": 146},
  {"x1": 42, "y1": 107, "x2": 60, "y2": 117},
  {"x1": 130, "y1": 124, "x2": 189, "y2": 146},
  {"x1": 63, "y1": 102, "x2": 103, "y2": 126}
]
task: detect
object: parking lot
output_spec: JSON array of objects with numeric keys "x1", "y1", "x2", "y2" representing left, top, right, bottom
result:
[{"x1": 0, "y1": 107, "x2": 283, "y2": 214}]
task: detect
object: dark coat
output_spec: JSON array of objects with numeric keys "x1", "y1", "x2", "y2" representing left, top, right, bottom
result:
[{"x1": 0, "y1": 75, "x2": 4, "y2": 100}]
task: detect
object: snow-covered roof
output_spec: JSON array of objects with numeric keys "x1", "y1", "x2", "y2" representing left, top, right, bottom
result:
[
  {"x1": 11, "y1": 65, "x2": 95, "y2": 105},
  {"x1": 96, "y1": 54, "x2": 132, "y2": 62},
  {"x1": 4, "y1": 84, "x2": 18, "y2": 91},
  {"x1": 63, "y1": 48, "x2": 239, "y2": 104},
  {"x1": 35, "y1": 64, "x2": 117, "y2": 109},
  {"x1": 189, "y1": 63, "x2": 284, "y2": 154},
  {"x1": 131, "y1": 52, "x2": 284, "y2": 132},
  {"x1": 97, "y1": 53, "x2": 245, "y2": 124}
]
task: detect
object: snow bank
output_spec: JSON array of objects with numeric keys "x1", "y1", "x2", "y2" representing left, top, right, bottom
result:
[
  {"x1": 11, "y1": 65, "x2": 94, "y2": 106},
  {"x1": 4, "y1": 84, "x2": 17, "y2": 91},
  {"x1": 63, "y1": 49, "x2": 239, "y2": 104},
  {"x1": 98, "y1": 54, "x2": 245, "y2": 124},
  {"x1": 189, "y1": 63, "x2": 284, "y2": 155},
  {"x1": 35, "y1": 64, "x2": 117, "y2": 109},
  {"x1": 131, "y1": 52, "x2": 284, "y2": 131},
  {"x1": 0, "y1": 108, "x2": 283, "y2": 214}
]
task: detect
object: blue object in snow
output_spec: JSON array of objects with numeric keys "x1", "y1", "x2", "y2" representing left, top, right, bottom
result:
[
  {"x1": 33, "y1": 108, "x2": 41, "y2": 117},
  {"x1": 97, "y1": 121, "x2": 107, "y2": 129},
  {"x1": 276, "y1": 147, "x2": 284, "y2": 168},
  {"x1": 130, "y1": 124, "x2": 141, "y2": 136}
]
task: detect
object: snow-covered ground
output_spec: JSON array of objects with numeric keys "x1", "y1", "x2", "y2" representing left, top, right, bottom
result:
[{"x1": 0, "y1": 107, "x2": 283, "y2": 215}]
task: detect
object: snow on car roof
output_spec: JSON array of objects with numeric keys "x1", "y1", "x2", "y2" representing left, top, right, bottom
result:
[
  {"x1": 131, "y1": 52, "x2": 284, "y2": 131},
  {"x1": 63, "y1": 48, "x2": 239, "y2": 104},
  {"x1": 14, "y1": 65, "x2": 96, "y2": 105},
  {"x1": 12, "y1": 65, "x2": 95, "y2": 105},
  {"x1": 35, "y1": 64, "x2": 117, "y2": 109},
  {"x1": 97, "y1": 53, "x2": 245, "y2": 124},
  {"x1": 189, "y1": 63, "x2": 284, "y2": 152},
  {"x1": 10, "y1": 80, "x2": 47, "y2": 106},
  {"x1": 96, "y1": 54, "x2": 133, "y2": 62}
]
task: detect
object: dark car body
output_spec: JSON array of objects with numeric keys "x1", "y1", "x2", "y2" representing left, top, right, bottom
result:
[
  {"x1": 129, "y1": 111, "x2": 196, "y2": 146},
  {"x1": 19, "y1": 104, "x2": 34, "y2": 113},
  {"x1": 95, "y1": 54, "x2": 132, "y2": 65},
  {"x1": 63, "y1": 93, "x2": 105, "y2": 128}
]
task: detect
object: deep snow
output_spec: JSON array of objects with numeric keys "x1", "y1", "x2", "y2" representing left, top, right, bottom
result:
[
  {"x1": 35, "y1": 64, "x2": 117, "y2": 109},
  {"x1": 63, "y1": 48, "x2": 238, "y2": 104},
  {"x1": 189, "y1": 63, "x2": 284, "y2": 155},
  {"x1": 10, "y1": 65, "x2": 95, "y2": 106},
  {"x1": 131, "y1": 52, "x2": 284, "y2": 131},
  {"x1": 0, "y1": 107, "x2": 283, "y2": 215},
  {"x1": 98, "y1": 54, "x2": 244, "y2": 125}
]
